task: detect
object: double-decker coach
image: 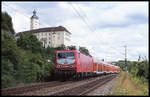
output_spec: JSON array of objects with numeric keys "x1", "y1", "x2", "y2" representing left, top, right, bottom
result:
[
  {"x1": 55, "y1": 49, "x2": 120, "y2": 80},
  {"x1": 93, "y1": 59, "x2": 104, "y2": 75}
]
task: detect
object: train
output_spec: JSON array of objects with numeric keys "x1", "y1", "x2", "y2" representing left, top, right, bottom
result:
[{"x1": 55, "y1": 50, "x2": 120, "y2": 80}]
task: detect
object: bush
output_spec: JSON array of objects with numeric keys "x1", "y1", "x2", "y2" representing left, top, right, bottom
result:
[
  {"x1": 2, "y1": 59, "x2": 16, "y2": 88},
  {"x1": 2, "y1": 32, "x2": 56, "y2": 88},
  {"x1": 1, "y1": 12, "x2": 56, "y2": 88}
]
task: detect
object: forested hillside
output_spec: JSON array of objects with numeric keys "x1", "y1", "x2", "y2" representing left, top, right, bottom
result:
[
  {"x1": 2, "y1": 12, "x2": 55, "y2": 88},
  {"x1": 1, "y1": 12, "x2": 91, "y2": 88},
  {"x1": 2, "y1": 12, "x2": 15, "y2": 35}
]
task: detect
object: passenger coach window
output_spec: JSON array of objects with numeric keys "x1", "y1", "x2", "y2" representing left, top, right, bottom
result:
[{"x1": 78, "y1": 53, "x2": 80, "y2": 58}]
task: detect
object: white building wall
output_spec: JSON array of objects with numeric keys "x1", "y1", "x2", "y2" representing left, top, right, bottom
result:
[
  {"x1": 33, "y1": 31, "x2": 71, "y2": 48},
  {"x1": 55, "y1": 31, "x2": 64, "y2": 47},
  {"x1": 64, "y1": 31, "x2": 71, "y2": 46}
]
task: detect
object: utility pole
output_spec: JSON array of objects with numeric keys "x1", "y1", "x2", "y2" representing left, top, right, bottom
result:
[{"x1": 124, "y1": 45, "x2": 128, "y2": 73}]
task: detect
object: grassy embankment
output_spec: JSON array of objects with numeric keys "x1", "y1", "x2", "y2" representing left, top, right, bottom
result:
[{"x1": 113, "y1": 71, "x2": 148, "y2": 96}]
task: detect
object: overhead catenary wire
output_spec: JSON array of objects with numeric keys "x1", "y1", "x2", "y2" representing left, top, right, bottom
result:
[
  {"x1": 68, "y1": 2, "x2": 95, "y2": 34},
  {"x1": 109, "y1": 44, "x2": 143, "y2": 60},
  {"x1": 68, "y1": 2, "x2": 107, "y2": 58},
  {"x1": 3, "y1": 3, "x2": 84, "y2": 48},
  {"x1": 67, "y1": 2, "x2": 132, "y2": 61},
  {"x1": 73, "y1": 3, "x2": 145, "y2": 61},
  {"x1": 3, "y1": 2, "x2": 81, "y2": 50},
  {"x1": 70, "y1": 3, "x2": 144, "y2": 61},
  {"x1": 3, "y1": 2, "x2": 141, "y2": 61},
  {"x1": 76, "y1": 4, "x2": 97, "y2": 33},
  {"x1": 75, "y1": 3, "x2": 106, "y2": 43},
  {"x1": 68, "y1": 3, "x2": 105, "y2": 43}
]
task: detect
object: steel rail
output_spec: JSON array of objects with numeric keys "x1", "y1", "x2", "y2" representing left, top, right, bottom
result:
[{"x1": 51, "y1": 74, "x2": 118, "y2": 96}]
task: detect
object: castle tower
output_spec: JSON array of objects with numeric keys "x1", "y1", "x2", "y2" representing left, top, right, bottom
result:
[{"x1": 30, "y1": 10, "x2": 39, "y2": 30}]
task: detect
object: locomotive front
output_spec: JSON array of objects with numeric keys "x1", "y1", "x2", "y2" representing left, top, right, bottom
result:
[{"x1": 55, "y1": 50, "x2": 77, "y2": 79}]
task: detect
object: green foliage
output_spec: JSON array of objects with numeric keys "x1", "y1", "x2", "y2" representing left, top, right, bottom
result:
[
  {"x1": 17, "y1": 33, "x2": 45, "y2": 54},
  {"x1": 128, "y1": 73, "x2": 148, "y2": 95},
  {"x1": 1, "y1": 12, "x2": 57, "y2": 88},
  {"x1": 117, "y1": 60, "x2": 126, "y2": 70},
  {"x1": 2, "y1": 32, "x2": 55, "y2": 88},
  {"x1": 130, "y1": 61, "x2": 149, "y2": 82},
  {"x1": 117, "y1": 60, "x2": 149, "y2": 83},
  {"x1": 1, "y1": 58, "x2": 16, "y2": 88},
  {"x1": 2, "y1": 32, "x2": 23, "y2": 71},
  {"x1": 45, "y1": 47, "x2": 56, "y2": 63},
  {"x1": 79, "y1": 46, "x2": 90, "y2": 56},
  {"x1": 2, "y1": 12, "x2": 15, "y2": 34},
  {"x1": 1, "y1": 12, "x2": 93, "y2": 89}
]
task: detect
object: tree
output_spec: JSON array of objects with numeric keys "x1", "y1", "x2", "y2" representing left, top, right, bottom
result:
[
  {"x1": 1, "y1": 13, "x2": 56, "y2": 88},
  {"x1": 79, "y1": 46, "x2": 90, "y2": 56},
  {"x1": 2, "y1": 31, "x2": 22, "y2": 71},
  {"x1": 2, "y1": 12, "x2": 15, "y2": 35},
  {"x1": 134, "y1": 61, "x2": 149, "y2": 80},
  {"x1": 1, "y1": 58, "x2": 16, "y2": 88},
  {"x1": 1, "y1": 31, "x2": 28, "y2": 87},
  {"x1": 17, "y1": 33, "x2": 45, "y2": 54},
  {"x1": 67, "y1": 45, "x2": 76, "y2": 50},
  {"x1": 45, "y1": 46, "x2": 51, "y2": 58},
  {"x1": 56, "y1": 44, "x2": 66, "y2": 50}
]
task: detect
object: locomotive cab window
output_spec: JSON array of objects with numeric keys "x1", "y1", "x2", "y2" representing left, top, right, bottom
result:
[
  {"x1": 58, "y1": 53, "x2": 66, "y2": 58},
  {"x1": 57, "y1": 52, "x2": 75, "y2": 65},
  {"x1": 58, "y1": 52, "x2": 75, "y2": 59}
]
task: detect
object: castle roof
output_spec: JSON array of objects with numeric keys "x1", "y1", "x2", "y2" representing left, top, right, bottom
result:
[
  {"x1": 15, "y1": 26, "x2": 71, "y2": 36},
  {"x1": 31, "y1": 10, "x2": 38, "y2": 19}
]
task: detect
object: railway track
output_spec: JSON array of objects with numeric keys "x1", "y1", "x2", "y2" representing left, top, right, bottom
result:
[
  {"x1": 49, "y1": 74, "x2": 118, "y2": 96},
  {"x1": 1, "y1": 80, "x2": 73, "y2": 96},
  {"x1": 2, "y1": 74, "x2": 118, "y2": 96}
]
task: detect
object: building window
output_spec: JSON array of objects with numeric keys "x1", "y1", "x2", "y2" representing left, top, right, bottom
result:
[
  {"x1": 65, "y1": 37, "x2": 70, "y2": 41},
  {"x1": 65, "y1": 32, "x2": 70, "y2": 36}
]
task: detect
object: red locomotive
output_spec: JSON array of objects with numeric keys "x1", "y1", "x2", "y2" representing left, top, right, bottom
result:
[{"x1": 55, "y1": 50, "x2": 120, "y2": 80}]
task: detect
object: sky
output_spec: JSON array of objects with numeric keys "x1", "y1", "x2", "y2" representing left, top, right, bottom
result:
[{"x1": 2, "y1": 1, "x2": 149, "y2": 62}]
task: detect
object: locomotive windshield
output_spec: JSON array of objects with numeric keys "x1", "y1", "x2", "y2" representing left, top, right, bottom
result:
[
  {"x1": 57, "y1": 52, "x2": 75, "y2": 65},
  {"x1": 58, "y1": 52, "x2": 75, "y2": 59}
]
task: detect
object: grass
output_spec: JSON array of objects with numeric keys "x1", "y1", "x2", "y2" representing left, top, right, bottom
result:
[
  {"x1": 112, "y1": 71, "x2": 148, "y2": 96},
  {"x1": 128, "y1": 74, "x2": 149, "y2": 95}
]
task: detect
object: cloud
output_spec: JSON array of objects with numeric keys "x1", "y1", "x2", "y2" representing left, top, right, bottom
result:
[
  {"x1": 76, "y1": 2, "x2": 148, "y2": 29},
  {"x1": 2, "y1": 1, "x2": 148, "y2": 61},
  {"x1": 61, "y1": 2, "x2": 148, "y2": 61},
  {"x1": 2, "y1": 2, "x2": 31, "y2": 32}
]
